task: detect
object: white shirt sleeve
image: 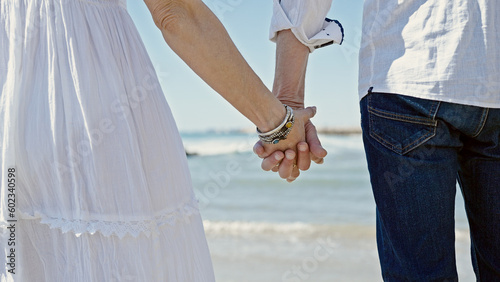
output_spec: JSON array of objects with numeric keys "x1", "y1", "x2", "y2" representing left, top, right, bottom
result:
[{"x1": 269, "y1": 0, "x2": 343, "y2": 52}]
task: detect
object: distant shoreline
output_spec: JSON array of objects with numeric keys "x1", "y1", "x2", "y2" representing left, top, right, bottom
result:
[
  {"x1": 181, "y1": 127, "x2": 363, "y2": 136},
  {"x1": 317, "y1": 127, "x2": 362, "y2": 135}
]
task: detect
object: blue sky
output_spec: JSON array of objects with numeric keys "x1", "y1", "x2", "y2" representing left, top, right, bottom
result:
[{"x1": 127, "y1": 0, "x2": 364, "y2": 132}]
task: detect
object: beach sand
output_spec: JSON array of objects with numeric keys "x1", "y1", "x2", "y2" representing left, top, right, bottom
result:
[{"x1": 207, "y1": 225, "x2": 475, "y2": 282}]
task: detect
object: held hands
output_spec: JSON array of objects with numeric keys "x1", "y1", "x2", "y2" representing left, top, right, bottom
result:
[{"x1": 253, "y1": 107, "x2": 327, "y2": 182}]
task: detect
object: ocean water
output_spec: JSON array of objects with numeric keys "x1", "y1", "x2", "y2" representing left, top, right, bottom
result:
[{"x1": 182, "y1": 132, "x2": 475, "y2": 282}]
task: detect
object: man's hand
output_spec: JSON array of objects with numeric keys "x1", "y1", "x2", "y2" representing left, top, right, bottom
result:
[{"x1": 255, "y1": 28, "x2": 328, "y2": 182}]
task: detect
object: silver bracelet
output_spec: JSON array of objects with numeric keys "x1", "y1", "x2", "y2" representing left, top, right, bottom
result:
[{"x1": 257, "y1": 105, "x2": 295, "y2": 144}]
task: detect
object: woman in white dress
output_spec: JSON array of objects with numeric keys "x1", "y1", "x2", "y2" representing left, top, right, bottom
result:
[{"x1": 0, "y1": 0, "x2": 315, "y2": 281}]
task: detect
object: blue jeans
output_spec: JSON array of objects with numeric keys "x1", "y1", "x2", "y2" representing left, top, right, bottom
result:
[{"x1": 360, "y1": 92, "x2": 500, "y2": 281}]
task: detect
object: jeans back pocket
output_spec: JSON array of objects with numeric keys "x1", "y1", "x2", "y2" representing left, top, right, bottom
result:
[{"x1": 365, "y1": 93, "x2": 440, "y2": 155}]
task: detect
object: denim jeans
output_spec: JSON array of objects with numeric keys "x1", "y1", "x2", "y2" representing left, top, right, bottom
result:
[{"x1": 360, "y1": 92, "x2": 500, "y2": 281}]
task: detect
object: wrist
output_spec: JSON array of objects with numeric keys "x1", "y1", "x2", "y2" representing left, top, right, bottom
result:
[
  {"x1": 256, "y1": 104, "x2": 287, "y2": 133},
  {"x1": 275, "y1": 97, "x2": 304, "y2": 109},
  {"x1": 273, "y1": 83, "x2": 305, "y2": 109},
  {"x1": 257, "y1": 105, "x2": 295, "y2": 144}
]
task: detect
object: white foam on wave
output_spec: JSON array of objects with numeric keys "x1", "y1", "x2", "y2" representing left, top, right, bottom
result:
[
  {"x1": 181, "y1": 132, "x2": 256, "y2": 156},
  {"x1": 319, "y1": 134, "x2": 364, "y2": 152},
  {"x1": 203, "y1": 221, "x2": 472, "y2": 246},
  {"x1": 182, "y1": 133, "x2": 365, "y2": 156},
  {"x1": 202, "y1": 220, "x2": 374, "y2": 241},
  {"x1": 184, "y1": 139, "x2": 253, "y2": 156},
  {"x1": 204, "y1": 221, "x2": 313, "y2": 236}
]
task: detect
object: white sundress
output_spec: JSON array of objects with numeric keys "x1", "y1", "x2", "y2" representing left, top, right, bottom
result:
[{"x1": 0, "y1": 0, "x2": 215, "y2": 281}]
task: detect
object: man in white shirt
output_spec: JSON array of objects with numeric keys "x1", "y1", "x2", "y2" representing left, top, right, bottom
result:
[{"x1": 255, "y1": 0, "x2": 500, "y2": 280}]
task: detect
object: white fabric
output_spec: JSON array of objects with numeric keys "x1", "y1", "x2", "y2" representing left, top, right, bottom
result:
[
  {"x1": 0, "y1": 0, "x2": 215, "y2": 281},
  {"x1": 271, "y1": 1, "x2": 500, "y2": 108},
  {"x1": 359, "y1": 0, "x2": 500, "y2": 107},
  {"x1": 269, "y1": 0, "x2": 343, "y2": 52}
]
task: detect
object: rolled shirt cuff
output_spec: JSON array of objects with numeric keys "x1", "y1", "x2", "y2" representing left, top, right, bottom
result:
[{"x1": 269, "y1": 0, "x2": 343, "y2": 52}]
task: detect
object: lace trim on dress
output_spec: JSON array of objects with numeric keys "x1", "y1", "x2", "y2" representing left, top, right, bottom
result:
[{"x1": 14, "y1": 199, "x2": 200, "y2": 239}]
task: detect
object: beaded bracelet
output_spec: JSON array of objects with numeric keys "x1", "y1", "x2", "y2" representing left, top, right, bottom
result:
[{"x1": 257, "y1": 105, "x2": 295, "y2": 144}]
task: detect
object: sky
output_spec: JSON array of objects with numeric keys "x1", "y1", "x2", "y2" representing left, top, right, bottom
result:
[{"x1": 126, "y1": 0, "x2": 364, "y2": 132}]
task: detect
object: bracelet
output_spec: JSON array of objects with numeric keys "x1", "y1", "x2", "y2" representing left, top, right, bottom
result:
[{"x1": 256, "y1": 105, "x2": 295, "y2": 144}]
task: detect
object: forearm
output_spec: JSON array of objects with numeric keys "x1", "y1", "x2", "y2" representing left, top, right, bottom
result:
[
  {"x1": 144, "y1": 0, "x2": 284, "y2": 132},
  {"x1": 272, "y1": 29, "x2": 310, "y2": 109}
]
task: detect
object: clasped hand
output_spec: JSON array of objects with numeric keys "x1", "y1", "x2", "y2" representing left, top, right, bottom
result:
[{"x1": 253, "y1": 106, "x2": 327, "y2": 182}]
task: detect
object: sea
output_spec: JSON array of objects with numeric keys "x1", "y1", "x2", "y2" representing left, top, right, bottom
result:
[{"x1": 181, "y1": 131, "x2": 476, "y2": 282}]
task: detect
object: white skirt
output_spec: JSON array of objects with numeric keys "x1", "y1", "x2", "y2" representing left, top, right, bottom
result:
[{"x1": 0, "y1": 0, "x2": 215, "y2": 281}]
